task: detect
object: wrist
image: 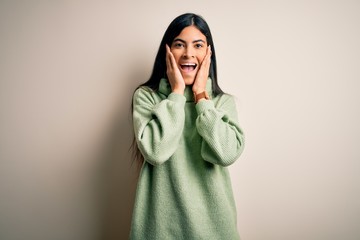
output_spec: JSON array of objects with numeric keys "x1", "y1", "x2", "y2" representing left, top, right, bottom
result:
[
  {"x1": 193, "y1": 89, "x2": 205, "y2": 95},
  {"x1": 192, "y1": 79, "x2": 207, "y2": 94},
  {"x1": 193, "y1": 91, "x2": 210, "y2": 103},
  {"x1": 172, "y1": 87, "x2": 184, "y2": 95}
]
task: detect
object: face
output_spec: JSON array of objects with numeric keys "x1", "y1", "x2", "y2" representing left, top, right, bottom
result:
[{"x1": 170, "y1": 26, "x2": 208, "y2": 85}]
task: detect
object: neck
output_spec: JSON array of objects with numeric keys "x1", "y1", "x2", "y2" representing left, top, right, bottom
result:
[{"x1": 158, "y1": 78, "x2": 213, "y2": 102}]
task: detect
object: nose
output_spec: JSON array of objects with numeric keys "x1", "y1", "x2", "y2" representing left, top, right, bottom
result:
[{"x1": 183, "y1": 46, "x2": 195, "y2": 58}]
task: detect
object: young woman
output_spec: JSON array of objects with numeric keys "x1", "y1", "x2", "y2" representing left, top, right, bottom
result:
[{"x1": 130, "y1": 13, "x2": 245, "y2": 240}]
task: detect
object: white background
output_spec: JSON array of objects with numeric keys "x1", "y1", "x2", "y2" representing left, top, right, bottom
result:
[{"x1": 1, "y1": 1, "x2": 359, "y2": 239}]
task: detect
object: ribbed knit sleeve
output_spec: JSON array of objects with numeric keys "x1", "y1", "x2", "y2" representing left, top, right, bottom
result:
[
  {"x1": 195, "y1": 94, "x2": 245, "y2": 166},
  {"x1": 133, "y1": 87, "x2": 186, "y2": 166}
]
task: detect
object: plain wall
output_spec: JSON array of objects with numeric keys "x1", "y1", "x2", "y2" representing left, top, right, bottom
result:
[{"x1": 0, "y1": 1, "x2": 359, "y2": 240}]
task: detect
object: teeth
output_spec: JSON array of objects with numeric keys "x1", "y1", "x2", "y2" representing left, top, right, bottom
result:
[{"x1": 180, "y1": 63, "x2": 197, "y2": 72}]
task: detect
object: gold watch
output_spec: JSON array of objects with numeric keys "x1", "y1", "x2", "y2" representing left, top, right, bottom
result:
[{"x1": 194, "y1": 91, "x2": 210, "y2": 103}]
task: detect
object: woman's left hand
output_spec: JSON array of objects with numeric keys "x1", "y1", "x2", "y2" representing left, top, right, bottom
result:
[{"x1": 192, "y1": 45, "x2": 212, "y2": 94}]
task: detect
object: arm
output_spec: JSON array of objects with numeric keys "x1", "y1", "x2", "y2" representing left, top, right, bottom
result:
[
  {"x1": 195, "y1": 95, "x2": 245, "y2": 166},
  {"x1": 133, "y1": 87, "x2": 186, "y2": 166}
]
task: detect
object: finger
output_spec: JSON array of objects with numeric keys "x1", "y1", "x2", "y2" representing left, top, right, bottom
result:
[
  {"x1": 208, "y1": 45, "x2": 212, "y2": 61},
  {"x1": 203, "y1": 45, "x2": 212, "y2": 68},
  {"x1": 199, "y1": 51, "x2": 210, "y2": 72},
  {"x1": 167, "y1": 47, "x2": 178, "y2": 70},
  {"x1": 165, "y1": 45, "x2": 173, "y2": 71},
  {"x1": 206, "y1": 45, "x2": 211, "y2": 63},
  {"x1": 166, "y1": 45, "x2": 177, "y2": 70}
]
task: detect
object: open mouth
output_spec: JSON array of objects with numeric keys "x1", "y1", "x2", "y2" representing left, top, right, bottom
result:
[{"x1": 180, "y1": 63, "x2": 197, "y2": 72}]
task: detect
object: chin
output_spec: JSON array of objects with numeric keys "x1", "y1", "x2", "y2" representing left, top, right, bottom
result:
[{"x1": 183, "y1": 76, "x2": 196, "y2": 85}]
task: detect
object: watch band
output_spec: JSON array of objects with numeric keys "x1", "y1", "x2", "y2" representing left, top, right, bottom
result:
[{"x1": 194, "y1": 91, "x2": 210, "y2": 103}]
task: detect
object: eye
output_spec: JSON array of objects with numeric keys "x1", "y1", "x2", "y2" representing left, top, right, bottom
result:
[
  {"x1": 173, "y1": 42, "x2": 184, "y2": 48},
  {"x1": 195, "y1": 43, "x2": 204, "y2": 49}
]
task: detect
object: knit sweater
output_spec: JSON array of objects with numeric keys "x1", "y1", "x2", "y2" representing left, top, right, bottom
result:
[{"x1": 130, "y1": 78, "x2": 245, "y2": 240}]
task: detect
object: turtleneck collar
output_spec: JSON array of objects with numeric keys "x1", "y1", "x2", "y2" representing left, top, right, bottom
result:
[{"x1": 158, "y1": 78, "x2": 213, "y2": 102}]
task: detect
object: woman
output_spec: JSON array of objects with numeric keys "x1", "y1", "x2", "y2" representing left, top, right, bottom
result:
[{"x1": 130, "y1": 13, "x2": 245, "y2": 240}]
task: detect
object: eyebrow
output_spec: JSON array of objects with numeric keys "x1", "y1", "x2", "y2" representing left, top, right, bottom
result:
[{"x1": 173, "y1": 38, "x2": 206, "y2": 44}]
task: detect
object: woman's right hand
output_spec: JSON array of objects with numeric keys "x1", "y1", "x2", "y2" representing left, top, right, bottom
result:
[{"x1": 166, "y1": 45, "x2": 185, "y2": 95}]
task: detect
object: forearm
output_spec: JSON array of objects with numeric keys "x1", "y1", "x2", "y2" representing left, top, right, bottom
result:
[
  {"x1": 196, "y1": 97, "x2": 245, "y2": 166},
  {"x1": 134, "y1": 90, "x2": 186, "y2": 165}
]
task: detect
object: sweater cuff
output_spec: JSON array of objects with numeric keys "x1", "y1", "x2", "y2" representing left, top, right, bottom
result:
[
  {"x1": 195, "y1": 99, "x2": 215, "y2": 114},
  {"x1": 168, "y1": 92, "x2": 186, "y2": 104}
]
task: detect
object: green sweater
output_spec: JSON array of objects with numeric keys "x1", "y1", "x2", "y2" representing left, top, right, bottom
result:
[{"x1": 130, "y1": 78, "x2": 245, "y2": 240}]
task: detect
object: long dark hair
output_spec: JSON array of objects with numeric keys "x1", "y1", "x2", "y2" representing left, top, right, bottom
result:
[{"x1": 131, "y1": 13, "x2": 224, "y2": 167}]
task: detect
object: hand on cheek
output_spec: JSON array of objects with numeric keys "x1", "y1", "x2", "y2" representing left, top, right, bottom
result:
[
  {"x1": 166, "y1": 45, "x2": 185, "y2": 94},
  {"x1": 192, "y1": 45, "x2": 211, "y2": 94}
]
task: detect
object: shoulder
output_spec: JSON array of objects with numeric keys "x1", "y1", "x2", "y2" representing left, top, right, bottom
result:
[
  {"x1": 133, "y1": 86, "x2": 153, "y2": 97},
  {"x1": 212, "y1": 93, "x2": 237, "y2": 107},
  {"x1": 133, "y1": 86, "x2": 158, "y2": 105}
]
